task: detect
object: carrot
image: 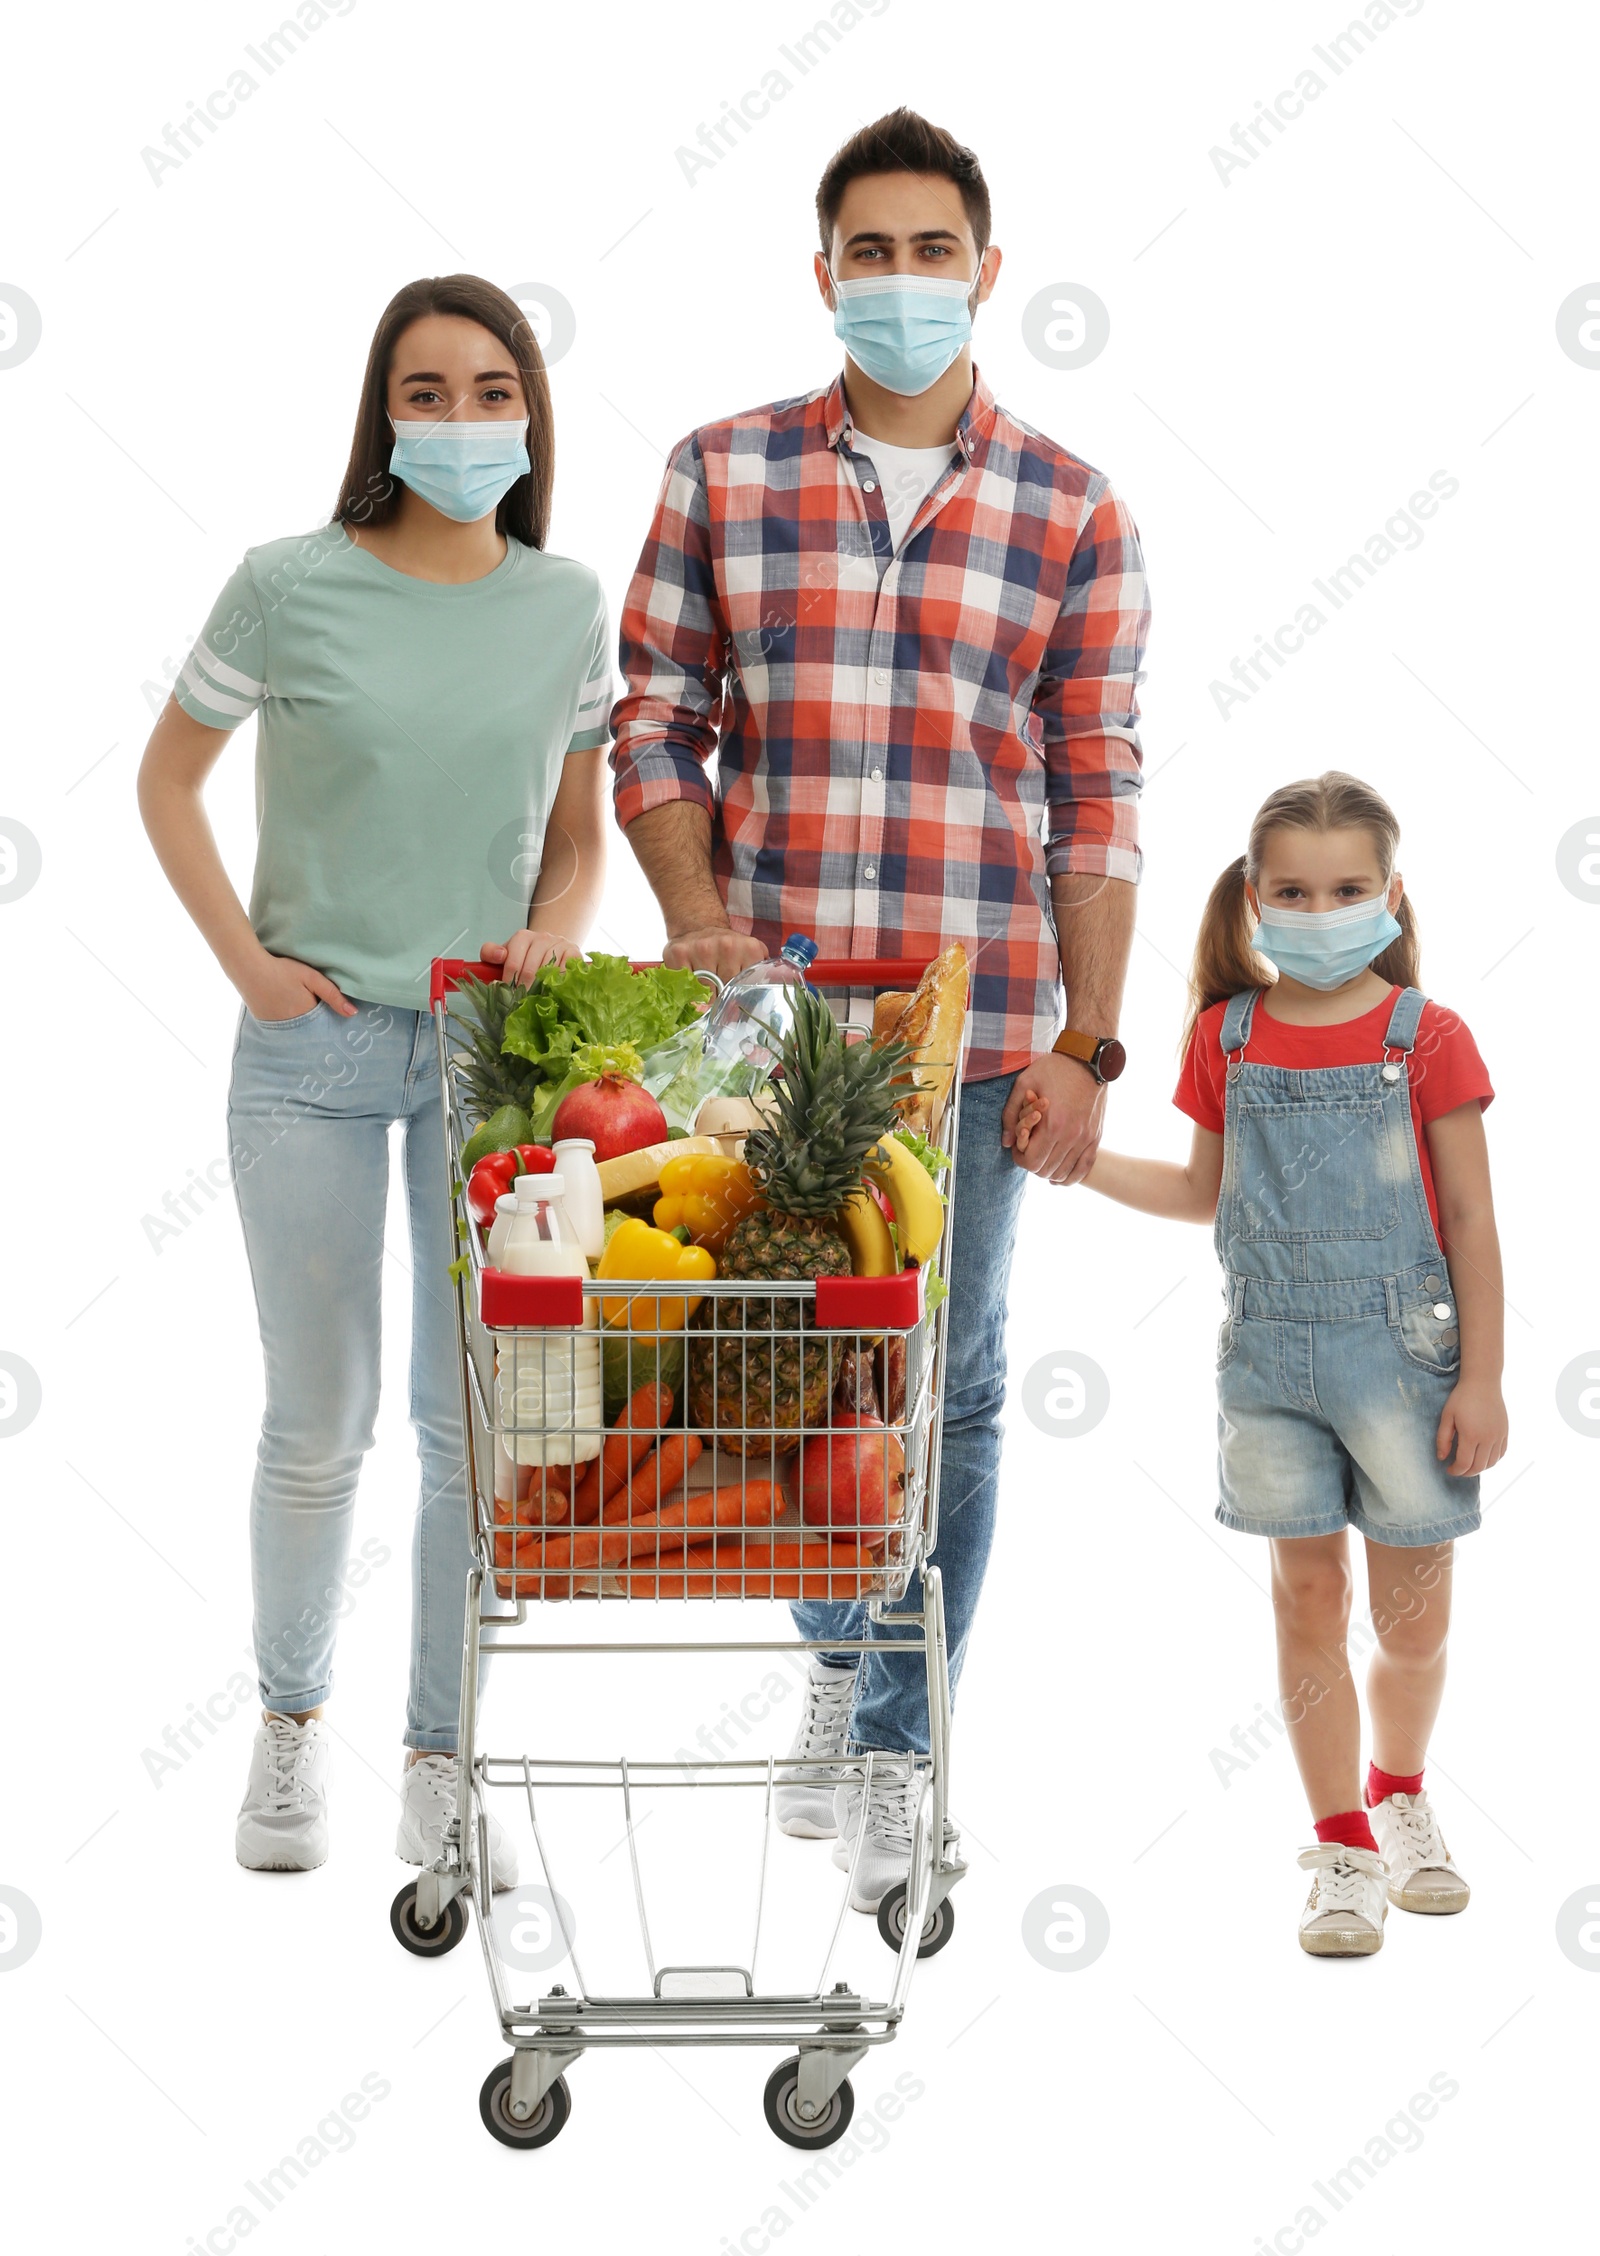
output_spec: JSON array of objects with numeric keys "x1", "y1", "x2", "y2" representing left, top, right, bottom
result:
[
  {"x1": 621, "y1": 1542, "x2": 722, "y2": 1600},
  {"x1": 620, "y1": 1481, "x2": 782, "y2": 1566},
  {"x1": 612, "y1": 1431, "x2": 703, "y2": 1520},
  {"x1": 493, "y1": 1464, "x2": 571, "y2": 1528},
  {"x1": 706, "y1": 1537, "x2": 879, "y2": 1599},
  {"x1": 570, "y1": 1384, "x2": 672, "y2": 1523},
  {"x1": 619, "y1": 1536, "x2": 880, "y2": 1602}
]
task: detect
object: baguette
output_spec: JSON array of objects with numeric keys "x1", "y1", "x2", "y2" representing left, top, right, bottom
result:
[{"x1": 873, "y1": 943, "x2": 969, "y2": 1136}]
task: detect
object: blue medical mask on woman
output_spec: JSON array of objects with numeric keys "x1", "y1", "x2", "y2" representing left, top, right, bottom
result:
[
  {"x1": 388, "y1": 417, "x2": 530, "y2": 523},
  {"x1": 828, "y1": 271, "x2": 976, "y2": 397},
  {"x1": 1252, "y1": 891, "x2": 1403, "y2": 991}
]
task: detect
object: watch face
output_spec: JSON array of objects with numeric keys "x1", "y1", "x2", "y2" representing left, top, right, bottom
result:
[{"x1": 1097, "y1": 1038, "x2": 1127, "y2": 1083}]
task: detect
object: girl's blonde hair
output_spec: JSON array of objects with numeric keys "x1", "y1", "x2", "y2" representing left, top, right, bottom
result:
[{"x1": 1183, "y1": 771, "x2": 1421, "y2": 1050}]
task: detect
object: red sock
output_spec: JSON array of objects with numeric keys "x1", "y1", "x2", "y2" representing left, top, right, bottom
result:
[
  {"x1": 1314, "y1": 1809, "x2": 1380, "y2": 1855},
  {"x1": 1366, "y1": 1761, "x2": 1424, "y2": 1807}
]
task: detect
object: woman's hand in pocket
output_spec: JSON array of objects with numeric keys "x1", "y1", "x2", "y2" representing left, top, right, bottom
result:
[
  {"x1": 484, "y1": 929, "x2": 584, "y2": 985},
  {"x1": 240, "y1": 950, "x2": 356, "y2": 1021}
]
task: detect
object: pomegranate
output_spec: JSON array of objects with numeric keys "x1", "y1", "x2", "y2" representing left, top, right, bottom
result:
[
  {"x1": 550, "y1": 1072, "x2": 666, "y2": 1162},
  {"x1": 797, "y1": 1410, "x2": 906, "y2": 1545}
]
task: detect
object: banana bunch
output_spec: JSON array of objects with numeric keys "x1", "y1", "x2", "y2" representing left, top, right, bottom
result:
[{"x1": 835, "y1": 1135, "x2": 945, "y2": 1273}]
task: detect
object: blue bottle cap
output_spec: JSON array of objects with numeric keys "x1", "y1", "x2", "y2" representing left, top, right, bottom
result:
[{"x1": 782, "y1": 933, "x2": 819, "y2": 966}]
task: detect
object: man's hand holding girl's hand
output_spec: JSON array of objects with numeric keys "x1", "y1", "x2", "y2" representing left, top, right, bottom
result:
[{"x1": 1001, "y1": 1051, "x2": 1106, "y2": 1184}]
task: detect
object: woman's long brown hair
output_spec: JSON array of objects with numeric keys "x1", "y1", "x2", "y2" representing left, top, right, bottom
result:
[
  {"x1": 332, "y1": 274, "x2": 554, "y2": 547},
  {"x1": 1183, "y1": 771, "x2": 1421, "y2": 1051}
]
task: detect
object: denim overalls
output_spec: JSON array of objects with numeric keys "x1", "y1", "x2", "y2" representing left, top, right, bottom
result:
[{"x1": 1213, "y1": 985, "x2": 1480, "y2": 1546}]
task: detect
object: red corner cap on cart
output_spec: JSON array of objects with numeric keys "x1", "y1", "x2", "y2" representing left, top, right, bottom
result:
[
  {"x1": 479, "y1": 1270, "x2": 585, "y2": 1328},
  {"x1": 814, "y1": 1268, "x2": 926, "y2": 1330}
]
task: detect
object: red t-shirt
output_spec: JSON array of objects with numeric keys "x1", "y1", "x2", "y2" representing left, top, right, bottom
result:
[{"x1": 1174, "y1": 987, "x2": 1493, "y2": 1238}]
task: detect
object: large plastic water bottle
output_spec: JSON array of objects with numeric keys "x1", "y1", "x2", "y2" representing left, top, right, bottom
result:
[{"x1": 699, "y1": 933, "x2": 818, "y2": 1074}]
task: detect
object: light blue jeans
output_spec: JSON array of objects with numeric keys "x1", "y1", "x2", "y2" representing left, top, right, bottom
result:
[
  {"x1": 228, "y1": 997, "x2": 485, "y2": 1750},
  {"x1": 791, "y1": 1071, "x2": 1027, "y2": 1755}
]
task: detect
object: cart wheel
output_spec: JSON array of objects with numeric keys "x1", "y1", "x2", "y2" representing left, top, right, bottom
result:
[
  {"x1": 390, "y1": 1880, "x2": 467, "y2": 1957},
  {"x1": 762, "y1": 2057, "x2": 855, "y2": 2149},
  {"x1": 479, "y1": 2060, "x2": 571, "y2": 2149},
  {"x1": 876, "y1": 1880, "x2": 955, "y2": 1959}
]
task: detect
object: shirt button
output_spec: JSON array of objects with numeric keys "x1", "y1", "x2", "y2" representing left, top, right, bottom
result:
[
  {"x1": 873, "y1": 669, "x2": 889, "y2": 686},
  {"x1": 864, "y1": 865, "x2": 877, "y2": 881},
  {"x1": 871, "y1": 766, "x2": 884, "y2": 782},
  {"x1": 862, "y1": 480, "x2": 877, "y2": 493},
  {"x1": 1424, "y1": 1274, "x2": 1442, "y2": 1292}
]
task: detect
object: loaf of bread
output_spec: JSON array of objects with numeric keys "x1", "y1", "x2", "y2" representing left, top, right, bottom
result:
[{"x1": 872, "y1": 943, "x2": 969, "y2": 1136}]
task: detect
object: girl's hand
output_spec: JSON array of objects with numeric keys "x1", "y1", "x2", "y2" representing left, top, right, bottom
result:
[
  {"x1": 1437, "y1": 1378, "x2": 1508, "y2": 1477},
  {"x1": 483, "y1": 929, "x2": 584, "y2": 985},
  {"x1": 1012, "y1": 1102, "x2": 1045, "y2": 1155},
  {"x1": 240, "y1": 950, "x2": 356, "y2": 1020}
]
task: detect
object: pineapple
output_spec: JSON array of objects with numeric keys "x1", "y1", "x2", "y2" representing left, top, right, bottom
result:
[
  {"x1": 689, "y1": 987, "x2": 908, "y2": 1452},
  {"x1": 447, "y1": 975, "x2": 543, "y2": 1125}
]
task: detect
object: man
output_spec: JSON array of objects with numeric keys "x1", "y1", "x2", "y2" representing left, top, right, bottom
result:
[{"x1": 610, "y1": 108, "x2": 1149, "y2": 1910}]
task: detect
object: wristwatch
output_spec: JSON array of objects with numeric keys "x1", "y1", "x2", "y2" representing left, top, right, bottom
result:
[{"x1": 1051, "y1": 1028, "x2": 1127, "y2": 1084}]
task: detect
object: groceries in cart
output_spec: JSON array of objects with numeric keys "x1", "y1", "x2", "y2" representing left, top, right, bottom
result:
[{"x1": 447, "y1": 942, "x2": 969, "y2": 1604}]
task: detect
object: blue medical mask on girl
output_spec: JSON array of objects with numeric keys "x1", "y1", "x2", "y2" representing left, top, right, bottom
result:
[
  {"x1": 388, "y1": 417, "x2": 530, "y2": 523},
  {"x1": 1252, "y1": 889, "x2": 1403, "y2": 991},
  {"x1": 827, "y1": 270, "x2": 977, "y2": 396}
]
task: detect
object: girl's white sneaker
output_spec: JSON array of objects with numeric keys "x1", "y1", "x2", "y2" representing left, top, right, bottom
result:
[
  {"x1": 1368, "y1": 1790, "x2": 1470, "y2": 1914},
  {"x1": 236, "y1": 1713, "x2": 329, "y2": 1871},
  {"x1": 1296, "y1": 1842, "x2": 1389, "y2": 1956}
]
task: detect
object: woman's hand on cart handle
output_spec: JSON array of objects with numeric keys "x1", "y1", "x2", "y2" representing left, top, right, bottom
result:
[
  {"x1": 240, "y1": 950, "x2": 357, "y2": 1021},
  {"x1": 482, "y1": 929, "x2": 586, "y2": 984}
]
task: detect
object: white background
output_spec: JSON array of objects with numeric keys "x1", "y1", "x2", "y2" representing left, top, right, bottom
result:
[{"x1": 2, "y1": 0, "x2": 1596, "y2": 2247}]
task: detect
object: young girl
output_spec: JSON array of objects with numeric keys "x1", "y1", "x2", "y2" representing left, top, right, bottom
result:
[
  {"x1": 138, "y1": 275, "x2": 611, "y2": 1883},
  {"x1": 1019, "y1": 772, "x2": 1506, "y2": 1956}
]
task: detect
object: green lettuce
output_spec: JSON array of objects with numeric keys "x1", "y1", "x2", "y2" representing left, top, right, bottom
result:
[{"x1": 501, "y1": 954, "x2": 707, "y2": 1078}]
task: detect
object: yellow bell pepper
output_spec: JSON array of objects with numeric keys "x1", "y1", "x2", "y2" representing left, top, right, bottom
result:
[
  {"x1": 652, "y1": 1153, "x2": 766, "y2": 1253},
  {"x1": 598, "y1": 1216, "x2": 716, "y2": 1332}
]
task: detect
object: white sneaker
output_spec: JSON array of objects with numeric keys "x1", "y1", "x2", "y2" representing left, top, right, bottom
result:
[
  {"x1": 1296, "y1": 1842, "x2": 1389, "y2": 1956},
  {"x1": 396, "y1": 1755, "x2": 517, "y2": 1892},
  {"x1": 830, "y1": 1769, "x2": 958, "y2": 1913},
  {"x1": 1369, "y1": 1790, "x2": 1470, "y2": 1914},
  {"x1": 774, "y1": 1661, "x2": 858, "y2": 1838},
  {"x1": 236, "y1": 1713, "x2": 329, "y2": 1872}
]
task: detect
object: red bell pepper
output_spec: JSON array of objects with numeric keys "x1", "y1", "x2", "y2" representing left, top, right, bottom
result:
[{"x1": 467, "y1": 1144, "x2": 555, "y2": 1228}]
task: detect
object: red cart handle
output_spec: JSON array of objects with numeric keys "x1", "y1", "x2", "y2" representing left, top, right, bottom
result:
[{"x1": 430, "y1": 954, "x2": 938, "y2": 1005}]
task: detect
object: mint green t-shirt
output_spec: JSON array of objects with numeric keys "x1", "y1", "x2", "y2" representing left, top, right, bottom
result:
[{"x1": 176, "y1": 526, "x2": 611, "y2": 1009}]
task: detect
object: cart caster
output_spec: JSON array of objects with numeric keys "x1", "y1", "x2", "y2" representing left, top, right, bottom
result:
[
  {"x1": 479, "y1": 2060, "x2": 571, "y2": 2149},
  {"x1": 763, "y1": 2057, "x2": 855, "y2": 2149},
  {"x1": 876, "y1": 1880, "x2": 955, "y2": 1958},
  {"x1": 390, "y1": 1880, "x2": 467, "y2": 1958}
]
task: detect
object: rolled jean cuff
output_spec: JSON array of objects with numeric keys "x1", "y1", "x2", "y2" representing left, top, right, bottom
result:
[
  {"x1": 261, "y1": 1680, "x2": 331, "y2": 1716},
  {"x1": 404, "y1": 1726, "x2": 460, "y2": 1754}
]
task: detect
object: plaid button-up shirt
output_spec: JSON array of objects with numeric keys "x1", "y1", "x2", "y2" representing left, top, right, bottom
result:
[{"x1": 610, "y1": 370, "x2": 1150, "y2": 1080}]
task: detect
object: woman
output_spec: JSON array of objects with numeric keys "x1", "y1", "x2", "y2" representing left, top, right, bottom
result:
[{"x1": 137, "y1": 274, "x2": 609, "y2": 1882}]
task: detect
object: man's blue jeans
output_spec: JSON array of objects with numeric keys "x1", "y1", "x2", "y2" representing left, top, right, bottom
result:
[{"x1": 791, "y1": 1071, "x2": 1027, "y2": 1754}]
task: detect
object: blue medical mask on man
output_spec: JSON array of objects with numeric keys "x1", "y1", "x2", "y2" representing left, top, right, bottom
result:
[
  {"x1": 827, "y1": 269, "x2": 978, "y2": 397},
  {"x1": 388, "y1": 417, "x2": 530, "y2": 523},
  {"x1": 1251, "y1": 889, "x2": 1403, "y2": 991}
]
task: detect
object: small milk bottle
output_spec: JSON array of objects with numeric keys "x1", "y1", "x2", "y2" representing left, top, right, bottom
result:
[
  {"x1": 495, "y1": 1175, "x2": 602, "y2": 1468},
  {"x1": 552, "y1": 1138, "x2": 605, "y2": 1262}
]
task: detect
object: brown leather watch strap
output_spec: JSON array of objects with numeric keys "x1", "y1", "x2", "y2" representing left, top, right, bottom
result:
[{"x1": 1051, "y1": 1028, "x2": 1101, "y2": 1067}]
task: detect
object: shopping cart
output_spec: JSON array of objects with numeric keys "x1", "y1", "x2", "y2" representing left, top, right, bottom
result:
[{"x1": 390, "y1": 956, "x2": 967, "y2": 2152}]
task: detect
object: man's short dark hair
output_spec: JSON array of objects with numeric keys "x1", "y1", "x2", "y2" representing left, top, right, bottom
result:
[{"x1": 816, "y1": 108, "x2": 991, "y2": 257}]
